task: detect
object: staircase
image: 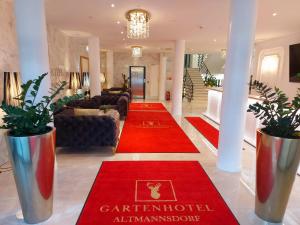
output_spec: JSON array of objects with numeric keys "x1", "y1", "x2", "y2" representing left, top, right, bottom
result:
[{"x1": 187, "y1": 68, "x2": 208, "y2": 105}]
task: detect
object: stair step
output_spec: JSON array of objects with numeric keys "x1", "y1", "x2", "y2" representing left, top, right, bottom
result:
[
  {"x1": 193, "y1": 95, "x2": 206, "y2": 97},
  {"x1": 193, "y1": 95, "x2": 207, "y2": 97},
  {"x1": 190, "y1": 78, "x2": 203, "y2": 81},
  {"x1": 190, "y1": 78, "x2": 203, "y2": 80},
  {"x1": 193, "y1": 89, "x2": 207, "y2": 91},
  {"x1": 193, "y1": 92, "x2": 207, "y2": 94}
]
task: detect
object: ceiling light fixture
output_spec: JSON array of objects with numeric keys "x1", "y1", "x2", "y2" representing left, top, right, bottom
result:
[
  {"x1": 111, "y1": 3, "x2": 115, "y2": 8},
  {"x1": 126, "y1": 9, "x2": 151, "y2": 39},
  {"x1": 213, "y1": 39, "x2": 217, "y2": 42},
  {"x1": 131, "y1": 46, "x2": 142, "y2": 57},
  {"x1": 116, "y1": 21, "x2": 120, "y2": 24},
  {"x1": 121, "y1": 31, "x2": 124, "y2": 34},
  {"x1": 272, "y1": 12, "x2": 278, "y2": 16}
]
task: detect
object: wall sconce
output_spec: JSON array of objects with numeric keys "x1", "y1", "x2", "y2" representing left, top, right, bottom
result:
[
  {"x1": 69, "y1": 72, "x2": 82, "y2": 94},
  {"x1": 132, "y1": 46, "x2": 142, "y2": 57},
  {"x1": 3, "y1": 72, "x2": 21, "y2": 106},
  {"x1": 100, "y1": 73, "x2": 106, "y2": 83},
  {"x1": 81, "y1": 72, "x2": 90, "y2": 98},
  {"x1": 81, "y1": 72, "x2": 90, "y2": 88}
]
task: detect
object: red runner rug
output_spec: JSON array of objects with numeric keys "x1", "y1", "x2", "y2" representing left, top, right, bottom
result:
[
  {"x1": 77, "y1": 161, "x2": 239, "y2": 225},
  {"x1": 129, "y1": 103, "x2": 167, "y2": 111},
  {"x1": 185, "y1": 117, "x2": 219, "y2": 149},
  {"x1": 117, "y1": 111, "x2": 198, "y2": 153}
]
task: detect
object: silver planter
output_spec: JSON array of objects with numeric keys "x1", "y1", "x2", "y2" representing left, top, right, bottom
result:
[
  {"x1": 255, "y1": 129, "x2": 300, "y2": 223},
  {"x1": 6, "y1": 127, "x2": 56, "y2": 224}
]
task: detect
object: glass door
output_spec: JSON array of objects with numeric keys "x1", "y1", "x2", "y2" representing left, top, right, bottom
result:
[{"x1": 129, "y1": 66, "x2": 146, "y2": 99}]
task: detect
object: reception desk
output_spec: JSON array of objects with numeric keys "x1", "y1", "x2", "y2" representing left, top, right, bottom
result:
[{"x1": 204, "y1": 88, "x2": 262, "y2": 146}]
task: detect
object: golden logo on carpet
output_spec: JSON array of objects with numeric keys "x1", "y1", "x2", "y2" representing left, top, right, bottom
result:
[
  {"x1": 132, "y1": 120, "x2": 171, "y2": 129},
  {"x1": 147, "y1": 182, "x2": 161, "y2": 199},
  {"x1": 135, "y1": 180, "x2": 177, "y2": 202}
]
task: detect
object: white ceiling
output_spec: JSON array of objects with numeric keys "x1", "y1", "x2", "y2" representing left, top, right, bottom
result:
[{"x1": 45, "y1": 0, "x2": 300, "y2": 53}]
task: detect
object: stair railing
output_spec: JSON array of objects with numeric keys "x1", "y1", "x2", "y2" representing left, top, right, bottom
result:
[
  {"x1": 183, "y1": 68, "x2": 193, "y2": 102},
  {"x1": 197, "y1": 54, "x2": 218, "y2": 87}
]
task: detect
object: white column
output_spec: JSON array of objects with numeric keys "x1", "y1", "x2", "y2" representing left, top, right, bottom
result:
[
  {"x1": 171, "y1": 40, "x2": 185, "y2": 116},
  {"x1": 217, "y1": 0, "x2": 257, "y2": 172},
  {"x1": 159, "y1": 54, "x2": 167, "y2": 101},
  {"x1": 14, "y1": 0, "x2": 51, "y2": 100},
  {"x1": 88, "y1": 36, "x2": 101, "y2": 96},
  {"x1": 106, "y1": 50, "x2": 114, "y2": 89}
]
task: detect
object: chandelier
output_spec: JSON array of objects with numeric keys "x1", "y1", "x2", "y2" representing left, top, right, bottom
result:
[
  {"x1": 126, "y1": 9, "x2": 150, "y2": 39},
  {"x1": 131, "y1": 46, "x2": 142, "y2": 57}
]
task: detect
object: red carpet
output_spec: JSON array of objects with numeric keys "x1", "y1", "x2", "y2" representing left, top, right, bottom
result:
[
  {"x1": 185, "y1": 117, "x2": 219, "y2": 149},
  {"x1": 129, "y1": 103, "x2": 167, "y2": 111},
  {"x1": 117, "y1": 110, "x2": 198, "y2": 153},
  {"x1": 77, "y1": 161, "x2": 239, "y2": 225}
]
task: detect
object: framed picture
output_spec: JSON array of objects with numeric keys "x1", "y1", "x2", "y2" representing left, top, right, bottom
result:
[
  {"x1": 80, "y1": 56, "x2": 89, "y2": 75},
  {"x1": 289, "y1": 43, "x2": 300, "y2": 83}
]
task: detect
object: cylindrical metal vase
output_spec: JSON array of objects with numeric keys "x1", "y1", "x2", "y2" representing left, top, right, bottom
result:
[
  {"x1": 255, "y1": 130, "x2": 300, "y2": 223},
  {"x1": 6, "y1": 128, "x2": 56, "y2": 224}
]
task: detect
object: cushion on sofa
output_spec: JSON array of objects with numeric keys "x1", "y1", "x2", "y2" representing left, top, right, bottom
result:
[{"x1": 74, "y1": 108, "x2": 101, "y2": 116}]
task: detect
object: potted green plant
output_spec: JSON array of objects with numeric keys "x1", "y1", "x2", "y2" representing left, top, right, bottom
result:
[
  {"x1": 248, "y1": 80, "x2": 300, "y2": 223},
  {"x1": 203, "y1": 74, "x2": 218, "y2": 87},
  {"x1": 121, "y1": 73, "x2": 129, "y2": 90},
  {"x1": 0, "y1": 73, "x2": 81, "y2": 224}
]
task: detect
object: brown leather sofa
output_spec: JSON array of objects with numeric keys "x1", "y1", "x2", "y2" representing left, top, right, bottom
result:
[
  {"x1": 66, "y1": 94, "x2": 128, "y2": 119},
  {"x1": 102, "y1": 87, "x2": 132, "y2": 101}
]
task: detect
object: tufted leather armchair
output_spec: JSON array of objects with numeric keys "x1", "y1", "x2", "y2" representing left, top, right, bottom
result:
[
  {"x1": 54, "y1": 108, "x2": 119, "y2": 148},
  {"x1": 66, "y1": 94, "x2": 128, "y2": 119}
]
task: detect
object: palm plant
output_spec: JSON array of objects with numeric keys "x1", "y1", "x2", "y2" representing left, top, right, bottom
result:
[
  {"x1": 0, "y1": 73, "x2": 81, "y2": 136},
  {"x1": 248, "y1": 80, "x2": 300, "y2": 138}
]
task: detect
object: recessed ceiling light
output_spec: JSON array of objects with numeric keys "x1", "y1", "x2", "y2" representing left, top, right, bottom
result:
[
  {"x1": 213, "y1": 39, "x2": 217, "y2": 42},
  {"x1": 272, "y1": 12, "x2": 278, "y2": 17},
  {"x1": 111, "y1": 3, "x2": 115, "y2": 8},
  {"x1": 121, "y1": 31, "x2": 124, "y2": 34},
  {"x1": 122, "y1": 38, "x2": 125, "y2": 41},
  {"x1": 116, "y1": 21, "x2": 120, "y2": 24}
]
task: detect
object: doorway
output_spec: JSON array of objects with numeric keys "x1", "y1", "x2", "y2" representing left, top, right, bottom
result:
[{"x1": 129, "y1": 66, "x2": 146, "y2": 99}]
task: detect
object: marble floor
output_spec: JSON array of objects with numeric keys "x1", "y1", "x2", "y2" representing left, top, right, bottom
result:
[{"x1": 0, "y1": 100, "x2": 299, "y2": 225}]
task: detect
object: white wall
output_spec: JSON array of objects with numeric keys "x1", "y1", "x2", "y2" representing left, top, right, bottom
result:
[
  {"x1": 0, "y1": 0, "x2": 19, "y2": 103},
  {"x1": 205, "y1": 52, "x2": 225, "y2": 75},
  {"x1": 165, "y1": 53, "x2": 174, "y2": 94},
  {"x1": 47, "y1": 25, "x2": 69, "y2": 70},
  {"x1": 148, "y1": 64, "x2": 159, "y2": 99},
  {"x1": 253, "y1": 33, "x2": 300, "y2": 99}
]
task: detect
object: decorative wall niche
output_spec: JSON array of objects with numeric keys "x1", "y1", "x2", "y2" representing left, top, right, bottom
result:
[{"x1": 257, "y1": 47, "x2": 284, "y2": 88}]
